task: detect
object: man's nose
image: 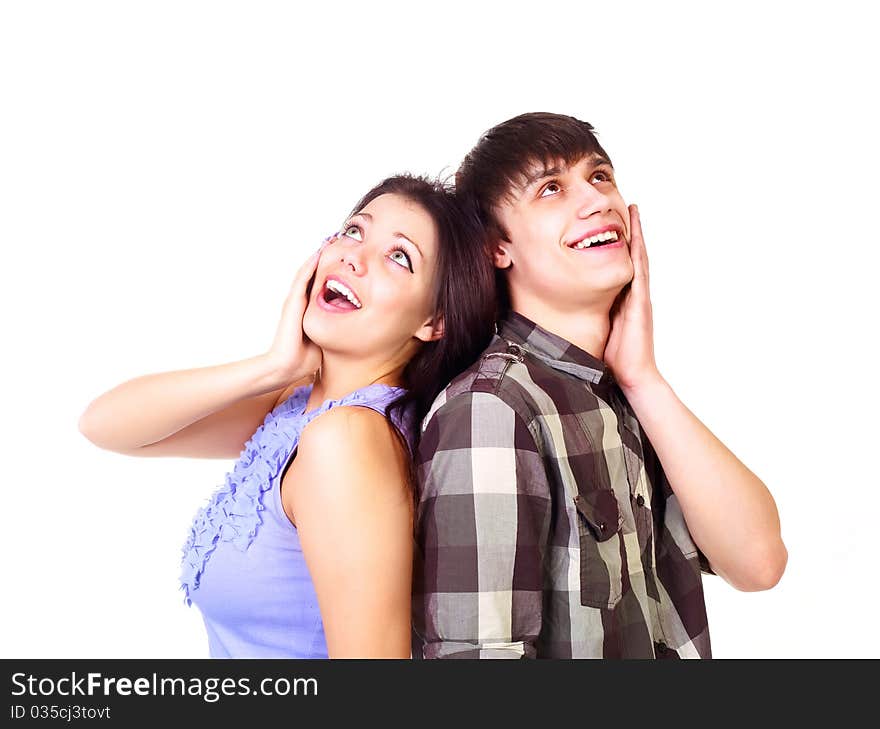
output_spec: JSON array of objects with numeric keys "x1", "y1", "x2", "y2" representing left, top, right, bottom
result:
[{"x1": 575, "y1": 180, "x2": 614, "y2": 219}]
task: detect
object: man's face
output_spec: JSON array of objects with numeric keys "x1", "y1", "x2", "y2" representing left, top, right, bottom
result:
[{"x1": 493, "y1": 153, "x2": 634, "y2": 314}]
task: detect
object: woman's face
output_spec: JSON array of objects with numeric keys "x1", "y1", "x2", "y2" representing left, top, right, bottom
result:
[{"x1": 303, "y1": 192, "x2": 442, "y2": 362}]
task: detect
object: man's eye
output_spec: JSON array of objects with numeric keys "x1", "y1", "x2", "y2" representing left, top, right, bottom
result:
[
  {"x1": 389, "y1": 249, "x2": 413, "y2": 272},
  {"x1": 539, "y1": 182, "x2": 561, "y2": 198},
  {"x1": 591, "y1": 170, "x2": 612, "y2": 184},
  {"x1": 343, "y1": 224, "x2": 363, "y2": 241}
]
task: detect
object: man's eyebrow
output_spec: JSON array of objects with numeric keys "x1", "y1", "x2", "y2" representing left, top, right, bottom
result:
[
  {"x1": 349, "y1": 211, "x2": 423, "y2": 257},
  {"x1": 519, "y1": 154, "x2": 615, "y2": 191},
  {"x1": 520, "y1": 165, "x2": 562, "y2": 190}
]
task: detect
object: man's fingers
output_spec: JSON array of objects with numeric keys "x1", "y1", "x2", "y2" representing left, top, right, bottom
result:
[{"x1": 628, "y1": 204, "x2": 649, "y2": 284}]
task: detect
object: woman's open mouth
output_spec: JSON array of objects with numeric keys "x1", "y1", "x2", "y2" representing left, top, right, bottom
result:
[{"x1": 317, "y1": 276, "x2": 363, "y2": 313}]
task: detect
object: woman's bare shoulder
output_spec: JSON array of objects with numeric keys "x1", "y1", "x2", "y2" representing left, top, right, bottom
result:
[
  {"x1": 303, "y1": 405, "x2": 404, "y2": 457},
  {"x1": 290, "y1": 405, "x2": 409, "y2": 496}
]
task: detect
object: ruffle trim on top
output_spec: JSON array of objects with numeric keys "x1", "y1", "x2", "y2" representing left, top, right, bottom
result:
[{"x1": 179, "y1": 383, "x2": 407, "y2": 606}]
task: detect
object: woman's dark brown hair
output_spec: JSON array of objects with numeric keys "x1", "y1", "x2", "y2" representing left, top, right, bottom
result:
[{"x1": 346, "y1": 174, "x2": 497, "y2": 463}]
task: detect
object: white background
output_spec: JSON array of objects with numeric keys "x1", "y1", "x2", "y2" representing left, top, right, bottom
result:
[{"x1": 1, "y1": 0, "x2": 877, "y2": 658}]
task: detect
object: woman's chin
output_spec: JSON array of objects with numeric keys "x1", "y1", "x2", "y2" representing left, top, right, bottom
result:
[
  {"x1": 302, "y1": 318, "x2": 330, "y2": 350},
  {"x1": 303, "y1": 317, "x2": 357, "y2": 356}
]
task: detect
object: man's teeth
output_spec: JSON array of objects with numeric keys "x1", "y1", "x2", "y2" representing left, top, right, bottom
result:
[
  {"x1": 326, "y1": 279, "x2": 362, "y2": 308},
  {"x1": 571, "y1": 230, "x2": 619, "y2": 249}
]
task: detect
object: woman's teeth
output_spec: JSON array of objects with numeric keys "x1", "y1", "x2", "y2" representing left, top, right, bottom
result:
[
  {"x1": 325, "y1": 279, "x2": 362, "y2": 309},
  {"x1": 571, "y1": 230, "x2": 619, "y2": 249}
]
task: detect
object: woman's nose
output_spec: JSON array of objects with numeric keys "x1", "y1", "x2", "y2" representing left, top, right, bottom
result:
[{"x1": 339, "y1": 240, "x2": 366, "y2": 274}]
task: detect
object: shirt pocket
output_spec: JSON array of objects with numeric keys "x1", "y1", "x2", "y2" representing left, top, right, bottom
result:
[{"x1": 574, "y1": 488, "x2": 625, "y2": 610}]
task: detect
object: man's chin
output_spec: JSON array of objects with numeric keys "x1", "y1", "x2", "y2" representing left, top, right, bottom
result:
[
  {"x1": 592, "y1": 265, "x2": 633, "y2": 294},
  {"x1": 579, "y1": 273, "x2": 633, "y2": 315},
  {"x1": 561, "y1": 284, "x2": 626, "y2": 317}
]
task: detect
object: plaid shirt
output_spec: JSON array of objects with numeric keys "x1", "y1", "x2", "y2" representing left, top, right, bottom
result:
[{"x1": 412, "y1": 311, "x2": 713, "y2": 659}]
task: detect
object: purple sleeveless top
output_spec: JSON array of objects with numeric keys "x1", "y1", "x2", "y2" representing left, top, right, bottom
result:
[{"x1": 179, "y1": 383, "x2": 413, "y2": 658}]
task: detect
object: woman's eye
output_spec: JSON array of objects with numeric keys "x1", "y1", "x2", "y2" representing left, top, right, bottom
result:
[
  {"x1": 539, "y1": 182, "x2": 561, "y2": 198},
  {"x1": 343, "y1": 224, "x2": 363, "y2": 241},
  {"x1": 389, "y1": 249, "x2": 413, "y2": 272}
]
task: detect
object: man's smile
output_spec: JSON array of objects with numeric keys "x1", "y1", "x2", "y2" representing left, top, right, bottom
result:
[{"x1": 567, "y1": 223, "x2": 625, "y2": 250}]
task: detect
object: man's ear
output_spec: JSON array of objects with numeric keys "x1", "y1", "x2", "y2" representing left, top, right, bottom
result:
[
  {"x1": 414, "y1": 315, "x2": 444, "y2": 343},
  {"x1": 493, "y1": 239, "x2": 513, "y2": 269}
]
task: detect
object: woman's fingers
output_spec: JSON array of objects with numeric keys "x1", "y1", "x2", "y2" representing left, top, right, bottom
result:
[
  {"x1": 267, "y1": 239, "x2": 332, "y2": 379},
  {"x1": 287, "y1": 235, "x2": 336, "y2": 312},
  {"x1": 292, "y1": 246, "x2": 322, "y2": 291}
]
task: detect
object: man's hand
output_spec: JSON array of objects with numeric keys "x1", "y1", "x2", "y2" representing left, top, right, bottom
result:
[
  {"x1": 603, "y1": 204, "x2": 662, "y2": 392},
  {"x1": 605, "y1": 205, "x2": 787, "y2": 590}
]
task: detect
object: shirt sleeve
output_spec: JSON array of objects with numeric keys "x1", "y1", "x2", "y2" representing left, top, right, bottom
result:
[
  {"x1": 641, "y1": 427, "x2": 716, "y2": 578},
  {"x1": 412, "y1": 390, "x2": 552, "y2": 659}
]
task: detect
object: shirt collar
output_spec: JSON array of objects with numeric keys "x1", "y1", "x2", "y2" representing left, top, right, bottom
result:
[{"x1": 498, "y1": 310, "x2": 614, "y2": 386}]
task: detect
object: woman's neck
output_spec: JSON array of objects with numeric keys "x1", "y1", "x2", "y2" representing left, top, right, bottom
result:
[{"x1": 305, "y1": 352, "x2": 406, "y2": 413}]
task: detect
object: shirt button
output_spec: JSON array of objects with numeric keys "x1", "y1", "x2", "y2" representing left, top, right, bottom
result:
[
  {"x1": 597, "y1": 521, "x2": 607, "y2": 532},
  {"x1": 636, "y1": 495, "x2": 645, "y2": 507},
  {"x1": 657, "y1": 641, "x2": 668, "y2": 655}
]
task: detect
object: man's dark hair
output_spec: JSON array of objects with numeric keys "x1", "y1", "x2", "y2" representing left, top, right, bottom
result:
[{"x1": 455, "y1": 112, "x2": 611, "y2": 314}]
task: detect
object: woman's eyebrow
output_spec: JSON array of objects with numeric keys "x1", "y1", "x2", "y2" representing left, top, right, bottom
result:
[
  {"x1": 351, "y1": 211, "x2": 423, "y2": 257},
  {"x1": 395, "y1": 233, "x2": 423, "y2": 258}
]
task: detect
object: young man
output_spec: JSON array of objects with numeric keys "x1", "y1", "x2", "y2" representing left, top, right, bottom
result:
[{"x1": 412, "y1": 112, "x2": 787, "y2": 659}]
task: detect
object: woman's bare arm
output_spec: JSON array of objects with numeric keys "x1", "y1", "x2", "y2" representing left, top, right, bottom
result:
[
  {"x1": 79, "y1": 245, "x2": 327, "y2": 459},
  {"x1": 286, "y1": 406, "x2": 413, "y2": 658},
  {"x1": 78, "y1": 357, "x2": 309, "y2": 458}
]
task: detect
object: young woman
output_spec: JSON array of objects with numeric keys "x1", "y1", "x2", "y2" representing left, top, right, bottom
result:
[{"x1": 79, "y1": 175, "x2": 496, "y2": 658}]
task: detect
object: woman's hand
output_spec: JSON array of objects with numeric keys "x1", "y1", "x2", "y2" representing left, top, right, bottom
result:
[
  {"x1": 79, "y1": 237, "x2": 336, "y2": 458},
  {"x1": 265, "y1": 238, "x2": 333, "y2": 382}
]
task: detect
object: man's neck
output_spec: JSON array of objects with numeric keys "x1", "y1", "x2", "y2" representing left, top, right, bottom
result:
[{"x1": 508, "y1": 298, "x2": 613, "y2": 361}]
